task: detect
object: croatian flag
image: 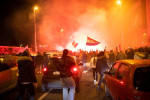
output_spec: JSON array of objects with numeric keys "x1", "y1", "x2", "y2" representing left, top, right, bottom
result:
[
  {"x1": 72, "y1": 41, "x2": 78, "y2": 48},
  {"x1": 24, "y1": 45, "x2": 28, "y2": 50},
  {"x1": 86, "y1": 37, "x2": 100, "y2": 46}
]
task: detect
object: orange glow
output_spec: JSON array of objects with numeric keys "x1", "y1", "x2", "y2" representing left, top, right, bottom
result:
[
  {"x1": 34, "y1": 6, "x2": 38, "y2": 10},
  {"x1": 37, "y1": 0, "x2": 147, "y2": 52},
  {"x1": 116, "y1": 0, "x2": 121, "y2": 5},
  {"x1": 61, "y1": 28, "x2": 64, "y2": 32},
  {"x1": 143, "y1": 33, "x2": 147, "y2": 36}
]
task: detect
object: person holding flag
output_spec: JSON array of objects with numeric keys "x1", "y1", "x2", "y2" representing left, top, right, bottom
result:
[
  {"x1": 72, "y1": 41, "x2": 78, "y2": 48},
  {"x1": 86, "y1": 36, "x2": 100, "y2": 46}
]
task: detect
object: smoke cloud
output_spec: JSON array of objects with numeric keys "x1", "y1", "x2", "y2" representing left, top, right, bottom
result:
[
  {"x1": 38, "y1": 0, "x2": 110, "y2": 51},
  {"x1": 10, "y1": 0, "x2": 147, "y2": 52}
]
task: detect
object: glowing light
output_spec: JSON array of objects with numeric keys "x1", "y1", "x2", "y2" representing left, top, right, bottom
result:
[
  {"x1": 73, "y1": 68, "x2": 77, "y2": 71},
  {"x1": 43, "y1": 68, "x2": 47, "y2": 72},
  {"x1": 61, "y1": 28, "x2": 63, "y2": 32},
  {"x1": 143, "y1": 33, "x2": 147, "y2": 36},
  {"x1": 34, "y1": 6, "x2": 38, "y2": 10},
  {"x1": 34, "y1": 6, "x2": 38, "y2": 53},
  {"x1": 116, "y1": 0, "x2": 122, "y2": 5},
  {"x1": 56, "y1": 45, "x2": 64, "y2": 52},
  {"x1": 0, "y1": 58, "x2": 4, "y2": 62},
  {"x1": 65, "y1": 31, "x2": 106, "y2": 52},
  {"x1": 120, "y1": 81, "x2": 124, "y2": 84}
]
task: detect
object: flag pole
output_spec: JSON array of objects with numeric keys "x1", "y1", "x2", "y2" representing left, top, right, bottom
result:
[{"x1": 85, "y1": 36, "x2": 87, "y2": 52}]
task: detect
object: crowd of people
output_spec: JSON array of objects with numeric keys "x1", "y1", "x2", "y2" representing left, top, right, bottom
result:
[
  {"x1": 69, "y1": 46, "x2": 150, "y2": 68},
  {"x1": 34, "y1": 52, "x2": 48, "y2": 74},
  {"x1": 9, "y1": 45, "x2": 150, "y2": 100},
  {"x1": 69, "y1": 46, "x2": 150, "y2": 92}
]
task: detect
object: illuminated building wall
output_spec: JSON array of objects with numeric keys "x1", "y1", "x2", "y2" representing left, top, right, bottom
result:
[
  {"x1": 0, "y1": 46, "x2": 32, "y2": 54},
  {"x1": 146, "y1": 0, "x2": 150, "y2": 45}
]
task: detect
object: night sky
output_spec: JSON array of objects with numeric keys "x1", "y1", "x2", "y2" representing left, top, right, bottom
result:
[{"x1": 0, "y1": 0, "x2": 37, "y2": 47}]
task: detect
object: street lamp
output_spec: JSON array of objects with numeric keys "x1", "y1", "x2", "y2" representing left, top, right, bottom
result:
[
  {"x1": 34, "y1": 6, "x2": 38, "y2": 53},
  {"x1": 116, "y1": 0, "x2": 122, "y2": 6},
  {"x1": 61, "y1": 28, "x2": 63, "y2": 42},
  {"x1": 116, "y1": 0, "x2": 123, "y2": 50}
]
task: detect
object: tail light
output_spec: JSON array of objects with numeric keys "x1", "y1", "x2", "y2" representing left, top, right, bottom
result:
[
  {"x1": 43, "y1": 67, "x2": 47, "y2": 72},
  {"x1": 73, "y1": 67, "x2": 78, "y2": 72},
  {"x1": 120, "y1": 81, "x2": 124, "y2": 84},
  {"x1": 71, "y1": 66, "x2": 78, "y2": 74},
  {"x1": 120, "y1": 81, "x2": 127, "y2": 86}
]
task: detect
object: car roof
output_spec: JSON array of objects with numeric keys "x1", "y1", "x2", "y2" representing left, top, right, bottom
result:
[
  {"x1": 116, "y1": 59, "x2": 150, "y2": 66},
  {"x1": 49, "y1": 57, "x2": 61, "y2": 59}
]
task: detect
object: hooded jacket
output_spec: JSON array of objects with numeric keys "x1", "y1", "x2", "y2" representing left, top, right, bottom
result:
[{"x1": 17, "y1": 56, "x2": 37, "y2": 84}]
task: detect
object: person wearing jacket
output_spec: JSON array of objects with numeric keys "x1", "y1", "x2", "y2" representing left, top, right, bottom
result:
[
  {"x1": 117, "y1": 50, "x2": 127, "y2": 60},
  {"x1": 35, "y1": 52, "x2": 43, "y2": 74},
  {"x1": 17, "y1": 50, "x2": 37, "y2": 100},
  {"x1": 81, "y1": 52, "x2": 87, "y2": 72},
  {"x1": 90, "y1": 53, "x2": 98, "y2": 85},
  {"x1": 108, "y1": 50, "x2": 115, "y2": 67},
  {"x1": 125, "y1": 48, "x2": 134, "y2": 59},
  {"x1": 57, "y1": 49, "x2": 76, "y2": 100},
  {"x1": 96, "y1": 51, "x2": 109, "y2": 90},
  {"x1": 134, "y1": 47, "x2": 146, "y2": 59}
]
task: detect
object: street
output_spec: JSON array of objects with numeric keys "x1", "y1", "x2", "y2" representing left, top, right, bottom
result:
[
  {"x1": 0, "y1": 0, "x2": 150, "y2": 99},
  {"x1": 0, "y1": 69, "x2": 112, "y2": 100}
]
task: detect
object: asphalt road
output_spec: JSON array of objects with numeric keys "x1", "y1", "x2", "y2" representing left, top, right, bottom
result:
[
  {"x1": 0, "y1": 69, "x2": 113, "y2": 100},
  {"x1": 36, "y1": 69, "x2": 113, "y2": 100}
]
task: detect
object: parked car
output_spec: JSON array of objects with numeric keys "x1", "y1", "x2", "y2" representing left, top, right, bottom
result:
[
  {"x1": 104, "y1": 59, "x2": 150, "y2": 100},
  {"x1": 46, "y1": 52, "x2": 63, "y2": 58},
  {"x1": 41, "y1": 57, "x2": 82, "y2": 93},
  {"x1": 0, "y1": 55, "x2": 18, "y2": 94}
]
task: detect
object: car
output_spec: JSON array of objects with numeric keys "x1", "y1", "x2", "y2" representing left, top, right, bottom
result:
[
  {"x1": 41, "y1": 56, "x2": 82, "y2": 93},
  {"x1": 0, "y1": 55, "x2": 18, "y2": 94},
  {"x1": 104, "y1": 59, "x2": 150, "y2": 100},
  {"x1": 46, "y1": 52, "x2": 63, "y2": 58}
]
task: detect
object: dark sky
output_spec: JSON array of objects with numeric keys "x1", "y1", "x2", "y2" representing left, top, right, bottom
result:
[{"x1": 0, "y1": 0, "x2": 37, "y2": 46}]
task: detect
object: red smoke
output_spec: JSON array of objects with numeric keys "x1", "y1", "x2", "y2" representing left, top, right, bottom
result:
[{"x1": 37, "y1": 0, "x2": 148, "y2": 52}]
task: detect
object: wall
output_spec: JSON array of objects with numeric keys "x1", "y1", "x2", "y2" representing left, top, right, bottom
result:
[{"x1": 146, "y1": 0, "x2": 150, "y2": 45}]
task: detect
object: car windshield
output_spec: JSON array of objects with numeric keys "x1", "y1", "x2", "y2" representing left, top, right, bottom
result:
[
  {"x1": 133, "y1": 66, "x2": 150, "y2": 92},
  {"x1": 47, "y1": 58, "x2": 59, "y2": 71}
]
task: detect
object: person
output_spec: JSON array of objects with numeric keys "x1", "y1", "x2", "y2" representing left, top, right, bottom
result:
[
  {"x1": 81, "y1": 51, "x2": 87, "y2": 72},
  {"x1": 35, "y1": 52, "x2": 43, "y2": 74},
  {"x1": 90, "y1": 53, "x2": 98, "y2": 85},
  {"x1": 125, "y1": 48, "x2": 134, "y2": 59},
  {"x1": 42, "y1": 52, "x2": 48, "y2": 67},
  {"x1": 134, "y1": 47, "x2": 146, "y2": 59},
  {"x1": 16, "y1": 50, "x2": 37, "y2": 100},
  {"x1": 147, "y1": 49, "x2": 150, "y2": 59},
  {"x1": 117, "y1": 50, "x2": 127, "y2": 60},
  {"x1": 96, "y1": 51, "x2": 109, "y2": 90},
  {"x1": 57, "y1": 49, "x2": 76, "y2": 100},
  {"x1": 108, "y1": 50, "x2": 115, "y2": 67}
]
